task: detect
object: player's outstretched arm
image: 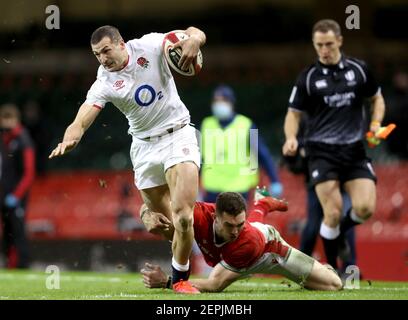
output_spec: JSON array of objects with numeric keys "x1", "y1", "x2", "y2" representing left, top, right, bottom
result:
[
  {"x1": 141, "y1": 262, "x2": 240, "y2": 292},
  {"x1": 141, "y1": 263, "x2": 170, "y2": 289},
  {"x1": 139, "y1": 204, "x2": 174, "y2": 240},
  {"x1": 191, "y1": 263, "x2": 241, "y2": 293},
  {"x1": 49, "y1": 103, "x2": 100, "y2": 158}
]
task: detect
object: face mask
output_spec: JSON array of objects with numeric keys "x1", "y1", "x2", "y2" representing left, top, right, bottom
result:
[{"x1": 211, "y1": 101, "x2": 233, "y2": 120}]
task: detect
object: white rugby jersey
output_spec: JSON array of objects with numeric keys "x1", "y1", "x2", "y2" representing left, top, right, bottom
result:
[{"x1": 85, "y1": 33, "x2": 191, "y2": 139}]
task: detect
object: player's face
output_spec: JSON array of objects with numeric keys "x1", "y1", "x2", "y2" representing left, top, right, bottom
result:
[
  {"x1": 215, "y1": 211, "x2": 246, "y2": 242},
  {"x1": 312, "y1": 30, "x2": 343, "y2": 65},
  {"x1": 0, "y1": 112, "x2": 18, "y2": 129},
  {"x1": 91, "y1": 37, "x2": 127, "y2": 72}
]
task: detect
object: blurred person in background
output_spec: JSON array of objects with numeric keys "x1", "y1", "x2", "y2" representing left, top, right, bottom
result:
[
  {"x1": 49, "y1": 25, "x2": 206, "y2": 294},
  {"x1": 22, "y1": 100, "x2": 53, "y2": 176},
  {"x1": 0, "y1": 103, "x2": 36, "y2": 268},
  {"x1": 282, "y1": 19, "x2": 386, "y2": 271},
  {"x1": 383, "y1": 71, "x2": 408, "y2": 159},
  {"x1": 200, "y1": 85, "x2": 283, "y2": 203}
]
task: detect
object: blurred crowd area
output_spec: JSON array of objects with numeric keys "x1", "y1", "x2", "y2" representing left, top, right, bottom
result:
[
  {"x1": 1, "y1": 56, "x2": 407, "y2": 171},
  {"x1": 1, "y1": 1, "x2": 407, "y2": 171}
]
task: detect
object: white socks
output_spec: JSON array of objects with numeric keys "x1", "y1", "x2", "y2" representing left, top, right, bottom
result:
[
  {"x1": 320, "y1": 223, "x2": 340, "y2": 240},
  {"x1": 172, "y1": 257, "x2": 190, "y2": 272}
]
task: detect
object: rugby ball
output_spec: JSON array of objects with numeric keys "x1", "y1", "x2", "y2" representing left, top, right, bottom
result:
[{"x1": 162, "y1": 31, "x2": 203, "y2": 76}]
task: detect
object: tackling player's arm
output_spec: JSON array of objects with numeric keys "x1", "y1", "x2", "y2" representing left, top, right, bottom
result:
[
  {"x1": 282, "y1": 109, "x2": 302, "y2": 156},
  {"x1": 190, "y1": 263, "x2": 241, "y2": 292},
  {"x1": 49, "y1": 103, "x2": 100, "y2": 158},
  {"x1": 172, "y1": 27, "x2": 206, "y2": 71},
  {"x1": 141, "y1": 262, "x2": 240, "y2": 292}
]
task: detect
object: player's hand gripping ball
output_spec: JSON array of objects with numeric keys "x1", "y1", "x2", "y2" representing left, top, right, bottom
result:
[{"x1": 162, "y1": 31, "x2": 203, "y2": 76}]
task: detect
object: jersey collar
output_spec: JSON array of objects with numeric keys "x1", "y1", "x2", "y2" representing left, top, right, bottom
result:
[
  {"x1": 213, "y1": 221, "x2": 229, "y2": 248},
  {"x1": 316, "y1": 54, "x2": 349, "y2": 75}
]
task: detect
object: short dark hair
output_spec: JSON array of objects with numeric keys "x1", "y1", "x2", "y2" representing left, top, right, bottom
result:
[
  {"x1": 312, "y1": 19, "x2": 342, "y2": 38},
  {"x1": 90, "y1": 25, "x2": 122, "y2": 45},
  {"x1": 215, "y1": 192, "x2": 247, "y2": 217}
]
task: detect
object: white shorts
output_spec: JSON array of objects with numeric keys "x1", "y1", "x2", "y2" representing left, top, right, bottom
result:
[
  {"x1": 221, "y1": 224, "x2": 315, "y2": 285},
  {"x1": 130, "y1": 124, "x2": 201, "y2": 190}
]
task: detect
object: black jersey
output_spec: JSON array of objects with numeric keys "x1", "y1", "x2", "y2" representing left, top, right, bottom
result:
[{"x1": 288, "y1": 55, "x2": 380, "y2": 145}]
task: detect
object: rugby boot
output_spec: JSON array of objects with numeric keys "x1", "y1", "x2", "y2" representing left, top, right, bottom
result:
[{"x1": 173, "y1": 280, "x2": 200, "y2": 294}]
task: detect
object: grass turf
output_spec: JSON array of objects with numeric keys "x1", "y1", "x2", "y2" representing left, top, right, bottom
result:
[{"x1": 0, "y1": 269, "x2": 407, "y2": 300}]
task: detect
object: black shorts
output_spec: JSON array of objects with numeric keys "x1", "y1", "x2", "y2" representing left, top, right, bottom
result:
[{"x1": 305, "y1": 141, "x2": 377, "y2": 186}]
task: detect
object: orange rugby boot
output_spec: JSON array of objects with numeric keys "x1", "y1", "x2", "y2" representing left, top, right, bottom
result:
[{"x1": 173, "y1": 280, "x2": 200, "y2": 294}]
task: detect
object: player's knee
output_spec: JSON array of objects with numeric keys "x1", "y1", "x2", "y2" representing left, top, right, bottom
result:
[
  {"x1": 173, "y1": 210, "x2": 193, "y2": 232},
  {"x1": 330, "y1": 275, "x2": 343, "y2": 291},
  {"x1": 320, "y1": 263, "x2": 343, "y2": 291},
  {"x1": 353, "y1": 204, "x2": 374, "y2": 221},
  {"x1": 323, "y1": 211, "x2": 342, "y2": 227}
]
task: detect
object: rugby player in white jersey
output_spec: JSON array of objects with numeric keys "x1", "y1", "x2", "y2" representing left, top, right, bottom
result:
[{"x1": 49, "y1": 25, "x2": 206, "y2": 294}]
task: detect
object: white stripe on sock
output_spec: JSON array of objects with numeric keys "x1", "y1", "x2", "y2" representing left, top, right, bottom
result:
[
  {"x1": 320, "y1": 223, "x2": 340, "y2": 240},
  {"x1": 172, "y1": 257, "x2": 190, "y2": 272}
]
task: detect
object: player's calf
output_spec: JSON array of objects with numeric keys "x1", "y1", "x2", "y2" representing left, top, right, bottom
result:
[{"x1": 304, "y1": 261, "x2": 343, "y2": 291}]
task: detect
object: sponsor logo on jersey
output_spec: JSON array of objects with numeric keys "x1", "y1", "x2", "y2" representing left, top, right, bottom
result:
[
  {"x1": 345, "y1": 70, "x2": 355, "y2": 81},
  {"x1": 137, "y1": 56, "x2": 149, "y2": 69},
  {"x1": 134, "y1": 84, "x2": 163, "y2": 107},
  {"x1": 345, "y1": 70, "x2": 356, "y2": 86},
  {"x1": 315, "y1": 79, "x2": 328, "y2": 89},
  {"x1": 182, "y1": 147, "x2": 190, "y2": 155},
  {"x1": 113, "y1": 80, "x2": 125, "y2": 90},
  {"x1": 323, "y1": 91, "x2": 356, "y2": 108}
]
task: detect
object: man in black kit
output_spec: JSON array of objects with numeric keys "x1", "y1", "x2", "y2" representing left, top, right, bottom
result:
[
  {"x1": 282, "y1": 19, "x2": 386, "y2": 271},
  {"x1": 0, "y1": 103, "x2": 36, "y2": 268}
]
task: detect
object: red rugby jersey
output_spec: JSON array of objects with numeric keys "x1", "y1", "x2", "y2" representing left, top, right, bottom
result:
[{"x1": 193, "y1": 202, "x2": 288, "y2": 270}]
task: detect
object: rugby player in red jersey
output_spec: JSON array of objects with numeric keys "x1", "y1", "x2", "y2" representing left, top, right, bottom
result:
[{"x1": 140, "y1": 191, "x2": 342, "y2": 292}]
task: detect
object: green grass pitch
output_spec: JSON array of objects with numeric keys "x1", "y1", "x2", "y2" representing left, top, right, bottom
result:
[{"x1": 0, "y1": 269, "x2": 407, "y2": 300}]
